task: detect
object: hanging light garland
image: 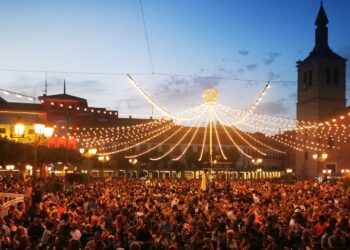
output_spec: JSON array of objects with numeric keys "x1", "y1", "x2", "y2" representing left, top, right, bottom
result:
[{"x1": 0, "y1": 88, "x2": 35, "y2": 101}]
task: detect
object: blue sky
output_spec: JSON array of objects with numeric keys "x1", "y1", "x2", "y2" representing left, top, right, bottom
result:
[{"x1": 0, "y1": 0, "x2": 349, "y2": 119}]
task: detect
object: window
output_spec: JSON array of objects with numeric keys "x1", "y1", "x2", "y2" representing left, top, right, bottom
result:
[
  {"x1": 334, "y1": 68, "x2": 338, "y2": 85},
  {"x1": 302, "y1": 72, "x2": 308, "y2": 90},
  {"x1": 308, "y1": 70, "x2": 313, "y2": 86},
  {"x1": 326, "y1": 67, "x2": 331, "y2": 84},
  {"x1": 0, "y1": 128, "x2": 6, "y2": 134}
]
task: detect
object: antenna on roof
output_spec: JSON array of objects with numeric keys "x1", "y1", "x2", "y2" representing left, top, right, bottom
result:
[
  {"x1": 43, "y1": 72, "x2": 48, "y2": 96},
  {"x1": 63, "y1": 79, "x2": 66, "y2": 94}
]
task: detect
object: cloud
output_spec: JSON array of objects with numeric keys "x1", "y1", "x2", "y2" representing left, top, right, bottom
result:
[
  {"x1": 246, "y1": 64, "x2": 258, "y2": 71},
  {"x1": 255, "y1": 98, "x2": 287, "y2": 115},
  {"x1": 237, "y1": 68, "x2": 244, "y2": 74},
  {"x1": 238, "y1": 49, "x2": 249, "y2": 56},
  {"x1": 222, "y1": 57, "x2": 232, "y2": 62},
  {"x1": 289, "y1": 92, "x2": 297, "y2": 101},
  {"x1": 267, "y1": 71, "x2": 281, "y2": 81},
  {"x1": 263, "y1": 52, "x2": 281, "y2": 65},
  {"x1": 114, "y1": 95, "x2": 147, "y2": 111},
  {"x1": 153, "y1": 75, "x2": 221, "y2": 107},
  {"x1": 217, "y1": 66, "x2": 235, "y2": 75}
]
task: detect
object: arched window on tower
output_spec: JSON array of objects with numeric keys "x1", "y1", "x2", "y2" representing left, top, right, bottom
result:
[
  {"x1": 326, "y1": 67, "x2": 331, "y2": 85},
  {"x1": 308, "y1": 70, "x2": 313, "y2": 86},
  {"x1": 303, "y1": 72, "x2": 308, "y2": 90},
  {"x1": 334, "y1": 68, "x2": 338, "y2": 85}
]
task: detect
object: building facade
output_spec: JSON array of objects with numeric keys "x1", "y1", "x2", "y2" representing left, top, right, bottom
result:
[{"x1": 296, "y1": 3, "x2": 349, "y2": 178}]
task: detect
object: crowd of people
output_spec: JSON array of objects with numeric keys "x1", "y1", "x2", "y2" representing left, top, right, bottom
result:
[
  {"x1": 0, "y1": 175, "x2": 350, "y2": 250},
  {"x1": 0, "y1": 175, "x2": 25, "y2": 195}
]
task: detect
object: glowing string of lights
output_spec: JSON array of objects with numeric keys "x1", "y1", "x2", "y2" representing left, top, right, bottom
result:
[
  {"x1": 218, "y1": 122, "x2": 252, "y2": 159},
  {"x1": 234, "y1": 82, "x2": 271, "y2": 124},
  {"x1": 127, "y1": 74, "x2": 206, "y2": 121},
  {"x1": 124, "y1": 126, "x2": 185, "y2": 159},
  {"x1": 213, "y1": 123, "x2": 227, "y2": 160},
  {"x1": 97, "y1": 123, "x2": 174, "y2": 155},
  {"x1": 150, "y1": 126, "x2": 195, "y2": 161},
  {"x1": 0, "y1": 88, "x2": 35, "y2": 101},
  {"x1": 198, "y1": 114, "x2": 209, "y2": 161},
  {"x1": 215, "y1": 108, "x2": 269, "y2": 156},
  {"x1": 172, "y1": 110, "x2": 207, "y2": 161}
]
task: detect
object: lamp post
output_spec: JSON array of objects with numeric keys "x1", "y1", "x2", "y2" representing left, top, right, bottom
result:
[
  {"x1": 25, "y1": 165, "x2": 33, "y2": 176},
  {"x1": 98, "y1": 155, "x2": 110, "y2": 178},
  {"x1": 80, "y1": 148, "x2": 97, "y2": 176},
  {"x1": 14, "y1": 123, "x2": 25, "y2": 141},
  {"x1": 252, "y1": 158, "x2": 263, "y2": 179},
  {"x1": 286, "y1": 168, "x2": 293, "y2": 174},
  {"x1": 312, "y1": 152, "x2": 328, "y2": 180},
  {"x1": 33, "y1": 123, "x2": 54, "y2": 180},
  {"x1": 202, "y1": 88, "x2": 219, "y2": 184},
  {"x1": 341, "y1": 169, "x2": 350, "y2": 177},
  {"x1": 252, "y1": 158, "x2": 263, "y2": 167},
  {"x1": 128, "y1": 158, "x2": 138, "y2": 178}
]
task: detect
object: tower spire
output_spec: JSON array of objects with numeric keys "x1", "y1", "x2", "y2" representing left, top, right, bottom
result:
[
  {"x1": 63, "y1": 79, "x2": 66, "y2": 94},
  {"x1": 314, "y1": 2, "x2": 330, "y2": 52}
]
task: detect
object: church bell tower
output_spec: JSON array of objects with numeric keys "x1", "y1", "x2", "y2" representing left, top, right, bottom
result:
[
  {"x1": 295, "y1": 3, "x2": 347, "y2": 179},
  {"x1": 296, "y1": 2, "x2": 347, "y2": 122}
]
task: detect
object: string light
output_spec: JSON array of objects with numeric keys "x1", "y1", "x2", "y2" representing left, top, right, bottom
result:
[
  {"x1": 97, "y1": 124, "x2": 174, "y2": 156},
  {"x1": 172, "y1": 111, "x2": 207, "y2": 160},
  {"x1": 125, "y1": 126, "x2": 185, "y2": 159},
  {"x1": 213, "y1": 124, "x2": 227, "y2": 160},
  {"x1": 198, "y1": 114, "x2": 209, "y2": 161},
  {"x1": 150, "y1": 126, "x2": 194, "y2": 161},
  {"x1": 234, "y1": 82, "x2": 271, "y2": 124},
  {"x1": 0, "y1": 88, "x2": 35, "y2": 101},
  {"x1": 219, "y1": 123, "x2": 253, "y2": 159},
  {"x1": 127, "y1": 74, "x2": 207, "y2": 122}
]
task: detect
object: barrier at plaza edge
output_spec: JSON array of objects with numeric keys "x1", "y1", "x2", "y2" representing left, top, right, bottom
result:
[{"x1": 0, "y1": 193, "x2": 26, "y2": 218}]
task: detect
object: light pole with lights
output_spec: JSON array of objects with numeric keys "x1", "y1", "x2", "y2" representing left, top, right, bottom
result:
[
  {"x1": 33, "y1": 123, "x2": 54, "y2": 180},
  {"x1": 13, "y1": 123, "x2": 25, "y2": 141},
  {"x1": 14, "y1": 122, "x2": 54, "y2": 180},
  {"x1": 252, "y1": 158, "x2": 263, "y2": 167},
  {"x1": 312, "y1": 152, "x2": 328, "y2": 179},
  {"x1": 98, "y1": 155, "x2": 110, "y2": 178},
  {"x1": 80, "y1": 148, "x2": 97, "y2": 176}
]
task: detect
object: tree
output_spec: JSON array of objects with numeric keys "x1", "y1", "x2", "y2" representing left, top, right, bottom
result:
[{"x1": 0, "y1": 137, "x2": 83, "y2": 165}]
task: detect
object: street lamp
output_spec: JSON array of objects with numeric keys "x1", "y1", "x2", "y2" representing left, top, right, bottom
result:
[
  {"x1": 14, "y1": 123, "x2": 25, "y2": 140},
  {"x1": 313, "y1": 153, "x2": 328, "y2": 161},
  {"x1": 6, "y1": 165, "x2": 15, "y2": 171},
  {"x1": 252, "y1": 158, "x2": 263, "y2": 166},
  {"x1": 26, "y1": 165, "x2": 33, "y2": 176},
  {"x1": 98, "y1": 155, "x2": 110, "y2": 178},
  {"x1": 312, "y1": 152, "x2": 328, "y2": 178},
  {"x1": 286, "y1": 168, "x2": 293, "y2": 174},
  {"x1": 33, "y1": 123, "x2": 54, "y2": 180},
  {"x1": 63, "y1": 166, "x2": 68, "y2": 175},
  {"x1": 80, "y1": 148, "x2": 97, "y2": 175},
  {"x1": 129, "y1": 158, "x2": 138, "y2": 165}
]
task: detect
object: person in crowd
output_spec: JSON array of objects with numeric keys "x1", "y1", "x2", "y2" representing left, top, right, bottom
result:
[{"x1": 0, "y1": 176, "x2": 349, "y2": 249}]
